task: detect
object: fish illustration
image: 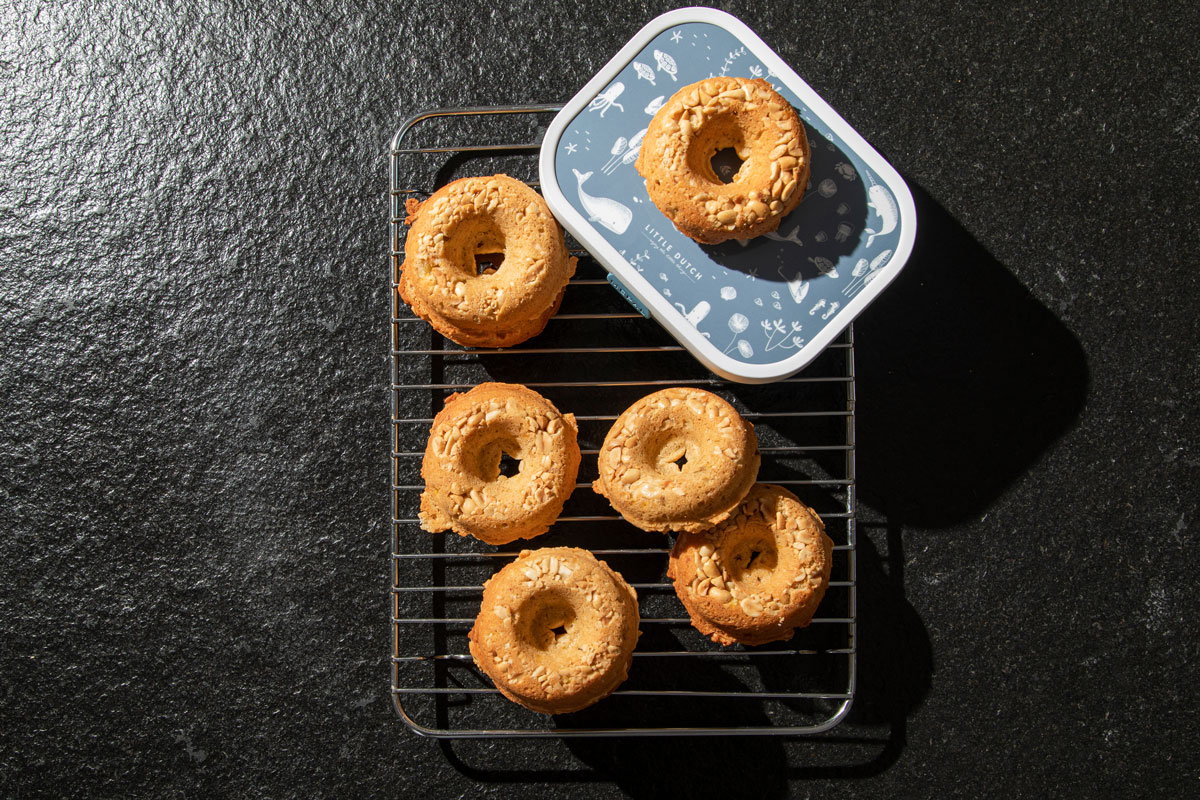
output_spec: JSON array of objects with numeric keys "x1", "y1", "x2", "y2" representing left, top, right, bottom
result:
[
  {"x1": 572, "y1": 169, "x2": 632, "y2": 234},
  {"x1": 734, "y1": 225, "x2": 804, "y2": 248},
  {"x1": 822, "y1": 301, "x2": 841, "y2": 320},
  {"x1": 644, "y1": 95, "x2": 666, "y2": 114},
  {"x1": 864, "y1": 176, "x2": 899, "y2": 248},
  {"x1": 587, "y1": 82, "x2": 626, "y2": 117},
  {"x1": 653, "y1": 50, "x2": 678, "y2": 81},
  {"x1": 809, "y1": 299, "x2": 827, "y2": 316},
  {"x1": 673, "y1": 300, "x2": 711, "y2": 326}
]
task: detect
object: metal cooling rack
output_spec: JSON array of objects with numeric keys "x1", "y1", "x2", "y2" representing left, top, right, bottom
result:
[{"x1": 389, "y1": 105, "x2": 857, "y2": 737}]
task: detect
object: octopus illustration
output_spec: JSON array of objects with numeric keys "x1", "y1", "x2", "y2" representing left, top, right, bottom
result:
[{"x1": 588, "y1": 82, "x2": 626, "y2": 117}]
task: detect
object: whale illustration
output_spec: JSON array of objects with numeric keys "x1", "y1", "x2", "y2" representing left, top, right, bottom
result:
[
  {"x1": 573, "y1": 169, "x2": 632, "y2": 235},
  {"x1": 864, "y1": 175, "x2": 898, "y2": 248}
]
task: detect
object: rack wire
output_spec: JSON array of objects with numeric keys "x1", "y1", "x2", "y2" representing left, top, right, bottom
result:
[{"x1": 390, "y1": 105, "x2": 857, "y2": 737}]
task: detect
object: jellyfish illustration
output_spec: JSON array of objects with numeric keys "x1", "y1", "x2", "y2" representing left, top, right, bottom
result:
[{"x1": 835, "y1": 222, "x2": 854, "y2": 243}]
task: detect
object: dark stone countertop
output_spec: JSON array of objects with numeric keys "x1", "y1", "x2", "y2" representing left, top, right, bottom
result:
[{"x1": 2, "y1": 1, "x2": 1197, "y2": 796}]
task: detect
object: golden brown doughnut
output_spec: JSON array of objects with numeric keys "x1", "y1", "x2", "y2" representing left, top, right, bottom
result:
[
  {"x1": 419, "y1": 383, "x2": 580, "y2": 545},
  {"x1": 668, "y1": 484, "x2": 833, "y2": 646},
  {"x1": 469, "y1": 547, "x2": 641, "y2": 715},
  {"x1": 398, "y1": 174, "x2": 577, "y2": 347},
  {"x1": 592, "y1": 387, "x2": 759, "y2": 534},
  {"x1": 636, "y1": 77, "x2": 810, "y2": 244}
]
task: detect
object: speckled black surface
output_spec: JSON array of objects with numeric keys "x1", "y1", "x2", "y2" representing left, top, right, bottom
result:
[{"x1": 3, "y1": 0, "x2": 1198, "y2": 796}]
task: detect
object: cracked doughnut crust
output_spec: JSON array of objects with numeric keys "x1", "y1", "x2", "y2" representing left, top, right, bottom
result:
[
  {"x1": 419, "y1": 383, "x2": 580, "y2": 545},
  {"x1": 668, "y1": 484, "x2": 833, "y2": 646},
  {"x1": 398, "y1": 174, "x2": 577, "y2": 347},
  {"x1": 469, "y1": 547, "x2": 641, "y2": 715}
]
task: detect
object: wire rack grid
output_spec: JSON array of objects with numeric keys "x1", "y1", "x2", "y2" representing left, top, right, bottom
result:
[{"x1": 389, "y1": 105, "x2": 857, "y2": 737}]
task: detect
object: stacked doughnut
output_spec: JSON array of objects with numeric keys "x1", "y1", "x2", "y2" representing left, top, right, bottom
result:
[{"x1": 593, "y1": 388, "x2": 833, "y2": 646}]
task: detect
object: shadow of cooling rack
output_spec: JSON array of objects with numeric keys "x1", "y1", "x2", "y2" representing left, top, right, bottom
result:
[{"x1": 389, "y1": 105, "x2": 857, "y2": 737}]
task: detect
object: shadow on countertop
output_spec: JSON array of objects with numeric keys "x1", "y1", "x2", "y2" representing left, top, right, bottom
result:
[
  {"x1": 422, "y1": 181, "x2": 1087, "y2": 791},
  {"x1": 853, "y1": 181, "x2": 1090, "y2": 528}
]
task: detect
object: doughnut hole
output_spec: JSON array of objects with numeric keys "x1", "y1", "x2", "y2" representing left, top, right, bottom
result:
[
  {"x1": 466, "y1": 430, "x2": 524, "y2": 483},
  {"x1": 685, "y1": 113, "x2": 749, "y2": 187},
  {"x1": 648, "y1": 432, "x2": 699, "y2": 475},
  {"x1": 444, "y1": 210, "x2": 507, "y2": 280},
  {"x1": 516, "y1": 592, "x2": 578, "y2": 651},
  {"x1": 724, "y1": 523, "x2": 779, "y2": 591}
]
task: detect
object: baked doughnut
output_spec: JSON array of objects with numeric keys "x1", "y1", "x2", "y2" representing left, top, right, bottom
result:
[
  {"x1": 419, "y1": 383, "x2": 580, "y2": 545},
  {"x1": 398, "y1": 174, "x2": 577, "y2": 347},
  {"x1": 668, "y1": 484, "x2": 833, "y2": 646},
  {"x1": 469, "y1": 547, "x2": 641, "y2": 715},
  {"x1": 636, "y1": 77, "x2": 810, "y2": 244},
  {"x1": 592, "y1": 388, "x2": 759, "y2": 534}
]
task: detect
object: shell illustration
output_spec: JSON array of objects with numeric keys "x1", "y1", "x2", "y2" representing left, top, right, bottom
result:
[
  {"x1": 653, "y1": 49, "x2": 678, "y2": 81},
  {"x1": 644, "y1": 95, "x2": 666, "y2": 114},
  {"x1": 572, "y1": 169, "x2": 632, "y2": 234},
  {"x1": 816, "y1": 179, "x2": 838, "y2": 198},
  {"x1": 719, "y1": 286, "x2": 737, "y2": 301},
  {"x1": 633, "y1": 61, "x2": 656, "y2": 85}
]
